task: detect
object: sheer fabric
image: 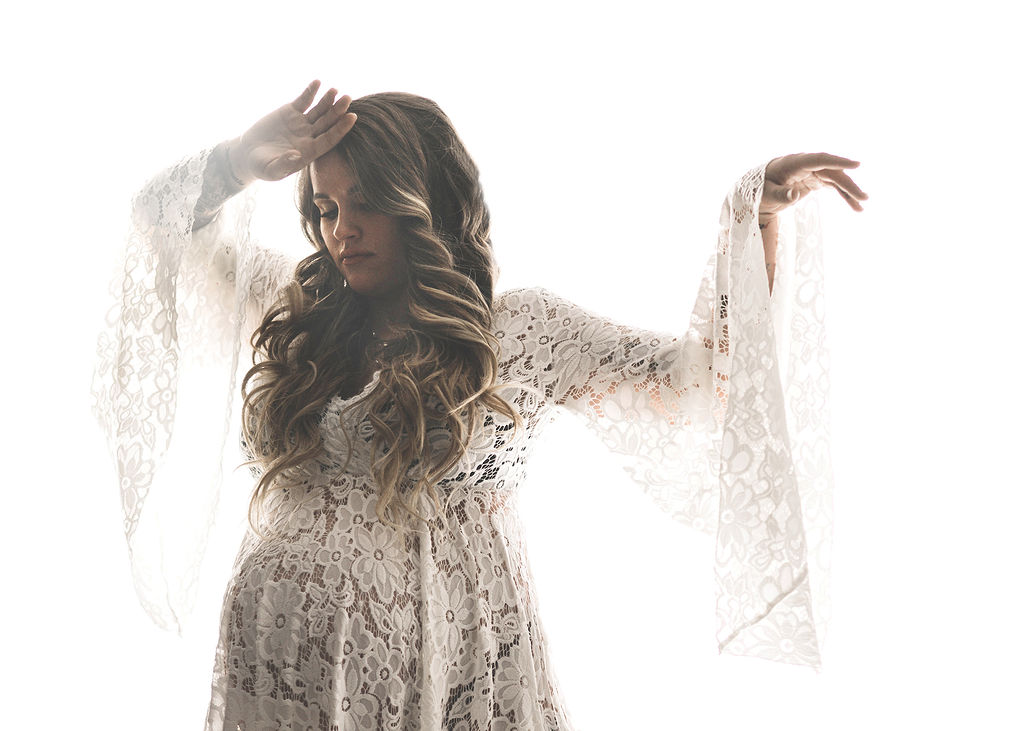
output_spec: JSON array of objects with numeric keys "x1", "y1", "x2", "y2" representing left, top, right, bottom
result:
[
  {"x1": 92, "y1": 144, "x2": 833, "y2": 729},
  {"x1": 91, "y1": 145, "x2": 294, "y2": 636}
]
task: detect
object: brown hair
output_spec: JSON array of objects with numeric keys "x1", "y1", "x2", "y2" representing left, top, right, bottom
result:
[{"x1": 240, "y1": 92, "x2": 522, "y2": 537}]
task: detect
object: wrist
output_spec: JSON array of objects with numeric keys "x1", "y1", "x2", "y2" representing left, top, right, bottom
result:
[
  {"x1": 759, "y1": 213, "x2": 779, "y2": 264},
  {"x1": 225, "y1": 138, "x2": 255, "y2": 187}
]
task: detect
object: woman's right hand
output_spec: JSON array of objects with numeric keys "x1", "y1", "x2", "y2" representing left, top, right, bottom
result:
[{"x1": 226, "y1": 80, "x2": 357, "y2": 185}]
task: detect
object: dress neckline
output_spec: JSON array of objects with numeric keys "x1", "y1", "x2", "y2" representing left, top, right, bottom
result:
[{"x1": 332, "y1": 368, "x2": 381, "y2": 405}]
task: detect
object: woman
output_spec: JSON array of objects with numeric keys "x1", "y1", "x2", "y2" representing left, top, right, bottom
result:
[{"x1": 93, "y1": 80, "x2": 866, "y2": 730}]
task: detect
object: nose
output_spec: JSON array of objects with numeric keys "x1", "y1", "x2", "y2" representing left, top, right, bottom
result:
[{"x1": 331, "y1": 214, "x2": 358, "y2": 244}]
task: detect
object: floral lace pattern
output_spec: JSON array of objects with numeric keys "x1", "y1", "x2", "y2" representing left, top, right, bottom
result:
[
  {"x1": 91, "y1": 146, "x2": 295, "y2": 636},
  {"x1": 92, "y1": 147, "x2": 833, "y2": 731}
]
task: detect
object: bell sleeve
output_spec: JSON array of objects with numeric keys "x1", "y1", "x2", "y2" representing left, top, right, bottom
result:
[
  {"x1": 90, "y1": 144, "x2": 297, "y2": 637},
  {"x1": 522, "y1": 162, "x2": 833, "y2": 671}
]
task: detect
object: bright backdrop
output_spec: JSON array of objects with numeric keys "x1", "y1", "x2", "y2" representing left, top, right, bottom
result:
[{"x1": 3, "y1": 0, "x2": 1022, "y2": 729}]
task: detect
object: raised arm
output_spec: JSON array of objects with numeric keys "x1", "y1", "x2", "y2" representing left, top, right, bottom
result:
[
  {"x1": 91, "y1": 80, "x2": 362, "y2": 636},
  {"x1": 191, "y1": 140, "x2": 247, "y2": 232},
  {"x1": 508, "y1": 154, "x2": 865, "y2": 671}
]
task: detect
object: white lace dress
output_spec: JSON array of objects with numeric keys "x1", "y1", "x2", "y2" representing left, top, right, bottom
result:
[{"x1": 92, "y1": 143, "x2": 834, "y2": 730}]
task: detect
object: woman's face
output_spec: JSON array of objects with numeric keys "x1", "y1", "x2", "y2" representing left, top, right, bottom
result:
[{"x1": 309, "y1": 150, "x2": 409, "y2": 305}]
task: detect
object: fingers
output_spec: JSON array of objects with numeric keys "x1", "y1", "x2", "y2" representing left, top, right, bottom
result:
[
  {"x1": 290, "y1": 80, "x2": 321, "y2": 112},
  {"x1": 815, "y1": 168, "x2": 869, "y2": 203},
  {"x1": 799, "y1": 152, "x2": 860, "y2": 171},
  {"x1": 306, "y1": 88, "x2": 341, "y2": 126},
  {"x1": 763, "y1": 151, "x2": 869, "y2": 216},
  {"x1": 821, "y1": 178, "x2": 865, "y2": 211},
  {"x1": 310, "y1": 94, "x2": 352, "y2": 136},
  {"x1": 765, "y1": 171, "x2": 868, "y2": 215},
  {"x1": 312, "y1": 112, "x2": 358, "y2": 158},
  {"x1": 771, "y1": 152, "x2": 861, "y2": 184}
]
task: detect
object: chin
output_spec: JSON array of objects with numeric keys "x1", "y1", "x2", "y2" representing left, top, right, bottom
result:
[{"x1": 344, "y1": 277, "x2": 404, "y2": 301}]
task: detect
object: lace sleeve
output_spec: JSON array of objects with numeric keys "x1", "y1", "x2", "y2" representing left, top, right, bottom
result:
[
  {"x1": 191, "y1": 141, "x2": 246, "y2": 231},
  {"x1": 520, "y1": 164, "x2": 833, "y2": 671},
  {"x1": 90, "y1": 146, "x2": 298, "y2": 637}
]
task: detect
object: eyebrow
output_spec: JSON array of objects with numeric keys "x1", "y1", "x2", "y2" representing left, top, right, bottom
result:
[{"x1": 313, "y1": 185, "x2": 361, "y2": 201}]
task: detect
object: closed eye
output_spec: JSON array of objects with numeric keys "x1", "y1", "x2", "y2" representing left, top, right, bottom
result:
[{"x1": 318, "y1": 202, "x2": 371, "y2": 220}]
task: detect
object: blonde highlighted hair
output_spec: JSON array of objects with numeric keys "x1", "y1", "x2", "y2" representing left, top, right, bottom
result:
[{"x1": 240, "y1": 92, "x2": 522, "y2": 538}]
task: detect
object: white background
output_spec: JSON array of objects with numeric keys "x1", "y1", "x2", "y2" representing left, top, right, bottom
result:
[{"x1": 4, "y1": 0, "x2": 1022, "y2": 728}]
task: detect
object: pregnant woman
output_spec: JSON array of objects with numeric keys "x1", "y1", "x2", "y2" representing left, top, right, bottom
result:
[{"x1": 93, "y1": 80, "x2": 866, "y2": 730}]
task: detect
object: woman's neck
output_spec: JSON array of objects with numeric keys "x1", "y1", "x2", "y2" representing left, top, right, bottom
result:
[{"x1": 366, "y1": 291, "x2": 410, "y2": 340}]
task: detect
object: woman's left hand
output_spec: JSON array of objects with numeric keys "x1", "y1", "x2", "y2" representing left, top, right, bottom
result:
[{"x1": 759, "y1": 152, "x2": 868, "y2": 223}]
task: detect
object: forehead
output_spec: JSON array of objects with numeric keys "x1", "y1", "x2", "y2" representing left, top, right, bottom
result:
[{"x1": 309, "y1": 151, "x2": 361, "y2": 196}]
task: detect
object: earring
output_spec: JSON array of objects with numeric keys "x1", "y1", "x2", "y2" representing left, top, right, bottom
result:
[{"x1": 342, "y1": 277, "x2": 349, "y2": 289}]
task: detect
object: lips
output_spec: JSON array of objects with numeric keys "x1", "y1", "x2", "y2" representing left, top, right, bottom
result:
[{"x1": 341, "y1": 253, "x2": 373, "y2": 263}]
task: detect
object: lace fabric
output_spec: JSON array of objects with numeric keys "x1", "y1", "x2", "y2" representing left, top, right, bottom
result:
[
  {"x1": 92, "y1": 145, "x2": 833, "y2": 729},
  {"x1": 91, "y1": 145, "x2": 294, "y2": 636},
  {"x1": 526, "y1": 173, "x2": 833, "y2": 668}
]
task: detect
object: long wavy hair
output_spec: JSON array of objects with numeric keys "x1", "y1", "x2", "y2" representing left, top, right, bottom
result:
[{"x1": 240, "y1": 92, "x2": 523, "y2": 539}]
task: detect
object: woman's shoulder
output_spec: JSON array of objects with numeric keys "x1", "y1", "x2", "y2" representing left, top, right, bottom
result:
[
  {"x1": 493, "y1": 286, "x2": 598, "y2": 332},
  {"x1": 490, "y1": 287, "x2": 555, "y2": 355},
  {"x1": 492, "y1": 286, "x2": 563, "y2": 317}
]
